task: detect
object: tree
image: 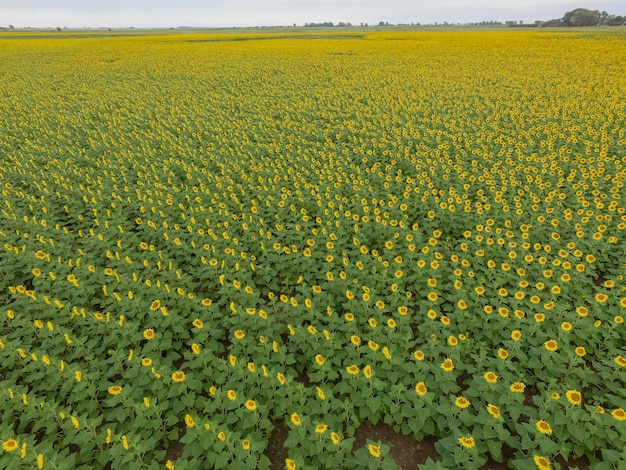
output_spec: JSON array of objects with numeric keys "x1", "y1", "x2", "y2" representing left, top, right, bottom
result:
[{"x1": 563, "y1": 8, "x2": 601, "y2": 26}]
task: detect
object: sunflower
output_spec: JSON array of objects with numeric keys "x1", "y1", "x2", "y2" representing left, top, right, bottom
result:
[
  {"x1": 108, "y1": 385, "x2": 123, "y2": 395},
  {"x1": 487, "y1": 404, "x2": 501, "y2": 418},
  {"x1": 458, "y1": 436, "x2": 475, "y2": 449},
  {"x1": 441, "y1": 358, "x2": 454, "y2": 372},
  {"x1": 315, "y1": 354, "x2": 325, "y2": 366},
  {"x1": 171, "y1": 371, "x2": 186, "y2": 383},
  {"x1": 184, "y1": 414, "x2": 195, "y2": 427},
  {"x1": 498, "y1": 348, "x2": 509, "y2": 360},
  {"x1": 415, "y1": 382, "x2": 427, "y2": 396},
  {"x1": 615, "y1": 355, "x2": 626, "y2": 367},
  {"x1": 510, "y1": 382, "x2": 525, "y2": 393},
  {"x1": 455, "y1": 396, "x2": 470, "y2": 409},
  {"x1": 574, "y1": 346, "x2": 586, "y2": 357},
  {"x1": 368, "y1": 444, "x2": 381, "y2": 457},
  {"x1": 533, "y1": 455, "x2": 551, "y2": 470},
  {"x1": 2, "y1": 439, "x2": 18, "y2": 452},
  {"x1": 290, "y1": 413, "x2": 301, "y2": 426},
  {"x1": 315, "y1": 424, "x2": 328, "y2": 433},
  {"x1": 330, "y1": 432, "x2": 340, "y2": 445},
  {"x1": 363, "y1": 365, "x2": 373, "y2": 379},
  {"x1": 535, "y1": 420, "x2": 552, "y2": 434},
  {"x1": 192, "y1": 318, "x2": 204, "y2": 329},
  {"x1": 566, "y1": 390, "x2": 582, "y2": 405},
  {"x1": 544, "y1": 340, "x2": 558, "y2": 352},
  {"x1": 143, "y1": 328, "x2": 155, "y2": 340},
  {"x1": 484, "y1": 371, "x2": 498, "y2": 383},
  {"x1": 611, "y1": 408, "x2": 626, "y2": 421},
  {"x1": 346, "y1": 365, "x2": 359, "y2": 375},
  {"x1": 245, "y1": 400, "x2": 257, "y2": 411}
]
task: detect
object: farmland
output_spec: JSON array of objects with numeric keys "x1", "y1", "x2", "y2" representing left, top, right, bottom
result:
[{"x1": 0, "y1": 29, "x2": 625, "y2": 469}]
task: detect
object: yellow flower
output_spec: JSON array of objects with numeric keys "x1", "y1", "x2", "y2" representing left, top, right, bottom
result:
[
  {"x1": 484, "y1": 371, "x2": 498, "y2": 383},
  {"x1": 245, "y1": 400, "x2": 257, "y2": 411},
  {"x1": 227, "y1": 390, "x2": 237, "y2": 400},
  {"x1": 192, "y1": 318, "x2": 204, "y2": 329},
  {"x1": 184, "y1": 414, "x2": 195, "y2": 427},
  {"x1": 143, "y1": 328, "x2": 155, "y2": 340},
  {"x1": 242, "y1": 439, "x2": 251, "y2": 450},
  {"x1": 611, "y1": 408, "x2": 626, "y2": 421},
  {"x1": 574, "y1": 346, "x2": 586, "y2": 357},
  {"x1": 37, "y1": 453, "x2": 44, "y2": 469},
  {"x1": 234, "y1": 330, "x2": 245, "y2": 339},
  {"x1": 498, "y1": 348, "x2": 509, "y2": 360},
  {"x1": 108, "y1": 385, "x2": 122, "y2": 395},
  {"x1": 149, "y1": 299, "x2": 161, "y2": 311},
  {"x1": 595, "y1": 293, "x2": 608, "y2": 303},
  {"x1": 510, "y1": 382, "x2": 525, "y2": 393},
  {"x1": 566, "y1": 390, "x2": 582, "y2": 405},
  {"x1": 346, "y1": 365, "x2": 359, "y2": 375},
  {"x1": 315, "y1": 424, "x2": 328, "y2": 434},
  {"x1": 487, "y1": 404, "x2": 501, "y2": 418},
  {"x1": 441, "y1": 358, "x2": 454, "y2": 372},
  {"x1": 533, "y1": 455, "x2": 551, "y2": 470},
  {"x1": 544, "y1": 340, "x2": 558, "y2": 352},
  {"x1": 2, "y1": 439, "x2": 18, "y2": 452},
  {"x1": 363, "y1": 365, "x2": 373, "y2": 379},
  {"x1": 141, "y1": 357, "x2": 152, "y2": 367},
  {"x1": 165, "y1": 459, "x2": 175, "y2": 470},
  {"x1": 615, "y1": 355, "x2": 626, "y2": 367},
  {"x1": 314, "y1": 354, "x2": 324, "y2": 366},
  {"x1": 415, "y1": 382, "x2": 427, "y2": 396},
  {"x1": 285, "y1": 458, "x2": 297, "y2": 470},
  {"x1": 414, "y1": 350, "x2": 425, "y2": 361},
  {"x1": 454, "y1": 396, "x2": 470, "y2": 409},
  {"x1": 535, "y1": 420, "x2": 552, "y2": 434},
  {"x1": 458, "y1": 436, "x2": 475, "y2": 449},
  {"x1": 171, "y1": 371, "x2": 186, "y2": 383},
  {"x1": 290, "y1": 413, "x2": 301, "y2": 426},
  {"x1": 368, "y1": 444, "x2": 381, "y2": 458},
  {"x1": 330, "y1": 432, "x2": 340, "y2": 445}
]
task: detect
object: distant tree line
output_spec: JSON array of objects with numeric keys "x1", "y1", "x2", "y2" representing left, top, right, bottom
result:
[{"x1": 543, "y1": 8, "x2": 625, "y2": 27}]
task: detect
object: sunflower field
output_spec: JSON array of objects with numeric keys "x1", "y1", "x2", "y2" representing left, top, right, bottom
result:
[{"x1": 0, "y1": 29, "x2": 625, "y2": 470}]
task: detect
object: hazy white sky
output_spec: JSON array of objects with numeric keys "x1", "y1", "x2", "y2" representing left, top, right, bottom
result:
[{"x1": 1, "y1": 0, "x2": 624, "y2": 28}]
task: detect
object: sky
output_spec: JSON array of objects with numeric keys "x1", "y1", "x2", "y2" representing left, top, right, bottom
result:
[{"x1": 1, "y1": 0, "x2": 624, "y2": 29}]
